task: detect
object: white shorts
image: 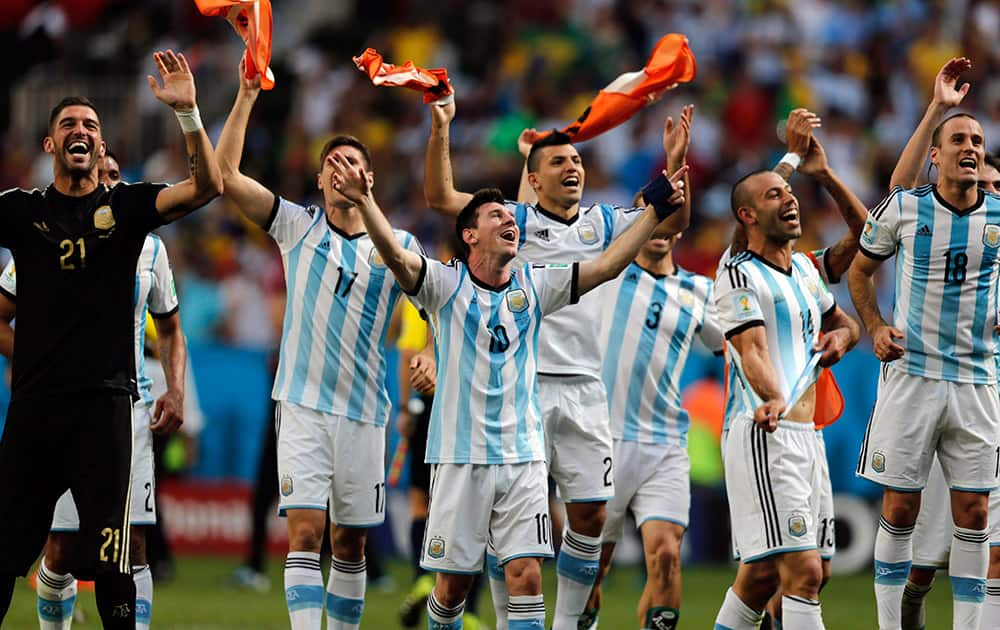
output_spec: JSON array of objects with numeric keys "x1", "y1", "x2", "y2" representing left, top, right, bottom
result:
[
  {"x1": 51, "y1": 401, "x2": 156, "y2": 531},
  {"x1": 603, "y1": 440, "x2": 689, "y2": 542},
  {"x1": 858, "y1": 368, "x2": 1000, "y2": 492},
  {"x1": 725, "y1": 416, "x2": 821, "y2": 563},
  {"x1": 275, "y1": 401, "x2": 385, "y2": 527},
  {"x1": 421, "y1": 461, "x2": 552, "y2": 574},
  {"x1": 815, "y1": 431, "x2": 836, "y2": 560},
  {"x1": 912, "y1": 455, "x2": 1000, "y2": 568},
  {"x1": 539, "y1": 375, "x2": 614, "y2": 503}
]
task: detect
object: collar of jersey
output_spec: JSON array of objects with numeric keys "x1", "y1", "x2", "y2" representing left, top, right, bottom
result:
[
  {"x1": 467, "y1": 267, "x2": 513, "y2": 293},
  {"x1": 932, "y1": 186, "x2": 985, "y2": 217},
  {"x1": 633, "y1": 260, "x2": 679, "y2": 279},
  {"x1": 534, "y1": 202, "x2": 579, "y2": 226},
  {"x1": 326, "y1": 218, "x2": 366, "y2": 240},
  {"x1": 748, "y1": 250, "x2": 793, "y2": 276}
]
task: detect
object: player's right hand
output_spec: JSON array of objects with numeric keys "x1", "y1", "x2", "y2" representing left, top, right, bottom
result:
[
  {"x1": 933, "y1": 57, "x2": 972, "y2": 109},
  {"x1": 871, "y1": 324, "x2": 905, "y2": 362},
  {"x1": 517, "y1": 128, "x2": 536, "y2": 159},
  {"x1": 238, "y1": 56, "x2": 262, "y2": 95},
  {"x1": 410, "y1": 352, "x2": 436, "y2": 395},
  {"x1": 784, "y1": 108, "x2": 821, "y2": 158},
  {"x1": 754, "y1": 399, "x2": 785, "y2": 433},
  {"x1": 147, "y1": 50, "x2": 197, "y2": 112},
  {"x1": 663, "y1": 104, "x2": 694, "y2": 170},
  {"x1": 430, "y1": 96, "x2": 456, "y2": 128}
]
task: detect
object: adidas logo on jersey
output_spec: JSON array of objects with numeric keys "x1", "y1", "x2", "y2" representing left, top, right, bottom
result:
[
  {"x1": 626, "y1": 272, "x2": 639, "y2": 283},
  {"x1": 916, "y1": 225, "x2": 932, "y2": 237},
  {"x1": 534, "y1": 229, "x2": 550, "y2": 241},
  {"x1": 316, "y1": 237, "x2": 330, "y2": 252}
]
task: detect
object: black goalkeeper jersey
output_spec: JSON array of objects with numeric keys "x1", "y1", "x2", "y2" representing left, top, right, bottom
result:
[{"x1": 0, "y1": 181, "x2": 166, "y2": 401}]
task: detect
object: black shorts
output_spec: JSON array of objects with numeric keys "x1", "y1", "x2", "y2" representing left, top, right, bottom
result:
[
  {"x1": 407, "y1": 394, "x2": 434, "y2": 493},
  {"x1": 0, "y1": 392, "x2": 134, "y2": 579}
]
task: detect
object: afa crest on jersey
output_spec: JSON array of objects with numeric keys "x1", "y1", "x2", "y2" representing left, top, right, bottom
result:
[
  {"x1": 577, "y1": 221, "x2": 599, "y2": 245},
  {"x1": 788, "y1": 514, "x2": 807, "y2": 538},
  {"x1": 983, "y1": 224, "x2": 1000, "y2": 248},
  {"x1": 506, "y1": 288, "x2": 528, "y2": 313},
  {"x1": 280, "y1": 475, "x2": 294, "y2": 497},
  {"x1": 94, "y1": 205, "x2": 115, "y2": 231},
  {"x1": 872, "y1": 450, "x2": 886, "y2": 473},
  {"x1": 678, "y1": 288, "x2": 695, "y2": 307},
  {"x1": 427, "y1": 536, "x2": 446, "y2": 559},
  {"x1": 368, "y1": 247, "x2": 387, "y2": 269}
]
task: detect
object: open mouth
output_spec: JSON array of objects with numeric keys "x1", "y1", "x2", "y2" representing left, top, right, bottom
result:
[
  {"x1": 779, "y1": 207, "x2": 800, "y2": 225},
  {"x1": 67, "y1": 141, "x2": 91, "y2": 157},
  {"x1": 561, "y1": 175, "x2": 580, "y2": 189},
  {"x1": 960, "y1": 157, "x2": 978, "y2": 170},
  {"x1": 500, "y1": 228, "x2": 517, "y2": 243}
]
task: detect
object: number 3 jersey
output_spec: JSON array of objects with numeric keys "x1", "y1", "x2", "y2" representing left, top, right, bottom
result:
[
  {"x1": 860, "y1": 185, "x2": 1000, "y2": 384},
  {"x1": 408, "y1": 259, "x2": 579, "y2": 465},
  {"x1": 715, "y1": 251, "x2": 835, "y2": 418},
  {"x1": 266, "y1": 196, "x2": 423, "y2": 425}
]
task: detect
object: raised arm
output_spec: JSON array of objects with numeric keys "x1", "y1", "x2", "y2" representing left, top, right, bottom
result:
[
  {"x1": 216, "y1": 58, "x2": 278, "y2": 227},
  {"x1": 424, "y1": 98, "x2": 473, "y2": 216},
  {"x1": 146, "y1": 50, "x2": 223, "y2": 223},
  {"x1": 516, "y1": 129, "x2": 538, "y2": 205},
  {"x1": 150, "y1": 312, "x2": 186, "y2": 435},
  {"x1": 329, "y1": 153, "x2": 424, "y2": 292},
  {"x1": 890, "y1": 57, "x2": 972, "y2": 190},
  {"x1": 848, "y1": 253, "x2": 904, "y2": 362},
  {"x1": 659, "y1": 104, "x2": 694, "y2": 237},
  {"x1": 729, "y1": 325, "x2": 785, "y2": 432},
  {"x1": 577, "y1": 166, "x2": 687, "y2": 295}
]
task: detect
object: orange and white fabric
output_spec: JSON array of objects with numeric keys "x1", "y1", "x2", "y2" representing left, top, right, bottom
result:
[
  {"x1": 353, "y1": 48, "x2": 453, "y2": 104},
  {"x1": 193, "y1": 0, "x2": 274, "y2": 90},
  {"x1": 526, "y1": 33, "x2": 697, "y2": 144}
]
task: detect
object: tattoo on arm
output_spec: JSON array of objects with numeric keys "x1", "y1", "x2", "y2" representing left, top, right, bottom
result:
[
  {"x1": 774, "y1": 162, "x2": 794, "y2": 181},
  {"x1": 188, "y1": 153, "x2": 198, "y2": 180}
]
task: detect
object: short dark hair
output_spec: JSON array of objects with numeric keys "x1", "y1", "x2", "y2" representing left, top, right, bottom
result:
[
  {"x1": 526, "y1": 131, "x2": 574, "y2": 172},
  {"x1": 730, "y1": 169, "x2": 771, "y2": 224},
  {"x1": 455, "y1": 188, "x2": 506, "y2": 260},
  {"x1": 931, "y1": 113, "x2": 979, "y2": 147},
  {"x1": 985, "y1": 152, "x2": 1000, "y2": 172},
  {"x1": 48, "y1": 96, "x2": 98, "y2": 131},
  {"x1": 103, "y1": 149, "x2": 119, "y2": 165},
  {"x1": 319, "y1": 134, "x2": 372, "y2": 170}
]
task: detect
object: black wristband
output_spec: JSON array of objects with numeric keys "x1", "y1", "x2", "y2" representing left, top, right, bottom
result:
[{"x1": 641, "y1": 175, "x2": 678, "y2": 221}]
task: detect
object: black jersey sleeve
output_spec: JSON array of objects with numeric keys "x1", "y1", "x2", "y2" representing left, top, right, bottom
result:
[
  {"x1": 0, "y1": 188, "x2": 29, "y2": 249},
  {"x1": 110, "y1": 182, "x2": 168, "y2": 235}
]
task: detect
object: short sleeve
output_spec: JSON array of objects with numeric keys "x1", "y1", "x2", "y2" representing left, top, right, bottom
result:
[
  {"x1": 412, "y1": 258, "x2": 462, "y2": 314},
  {"x1": 697, "y1": 283, "x2": 725, "y2": 353},
  {"x1": 806, "y1": 248, "x2": 835, "y2": 285},
  {"x1": 0, "y1": 188, "x2": 27, "y2": 249},
  {"x1": 0, "y1": 259, "x2": 15, "y2": 300},
  {"x1": 817, "y1": 272, "x2": 836, "y2": 318},
  {"x1": 529, "y1": 263, "x2": 579, "y2": 315},
  {"x1": 266, "y1": 196, "x2": 321, "y2": 253},
  {"x1": 111, "y1": 182, "x2": 168, "y2": 235},
  {"x1": 714, "y1": 262, "x2": 765, "y2": 339},
  {"x1": 859, "y1": 187, "x2": 903, "y2": 260},
  {"x1": 148, "y1": 239, "x2": 179, "y2": 318},
  {"x1": 402, "y1": 231, "x2": 426, "y2": 257},
  {"x1": 601, "y1": 204, "x2": 646, "y2": 246}
]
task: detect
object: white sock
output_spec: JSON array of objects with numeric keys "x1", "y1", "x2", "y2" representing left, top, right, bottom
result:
[
  {"x1": 487, "y1": 550, "x2": 509, "y2": 630},
  {"x1": 508, "y1": 594, "x2": 546, "y2": 629},
  {"x1": 427, "y1": 590, "x2": 464, "y2": 629},
  {"x1": 552, "y1": 528, "x2": 601, "y2": 630},
  {"x1": 36, "y1": 559, "x2": 77, "y2": 630},
  {"x1": 951, "y1": 526, "x2": 988, "y2": 629},
  {"x1": 133, "y1": 564, "x2": 153, "y2": 630},
  {"x1": 900, "y1": 579, "x2": 932, "y2": 630},
  {"x1": 981, "y1": 577, "x2": 1000, "y2": 630},
  {"x1": 874, "y1": 516, "x2": 913, "y2": 630},
  {"x1": 326, "y1": 556, "x2": 366, "y2": 629},
  {"x1": 714, "y1": 587, "x2": 763, "y2": 630},
  {"x1": 284, "y1": 551, "x2": 324, "y2": 629},
  {"x1": 781, "y1": 595, "x2": 824, "y2": 629}
]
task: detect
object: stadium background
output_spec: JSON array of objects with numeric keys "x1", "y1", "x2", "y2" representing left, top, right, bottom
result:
[{"x1": 0, "y1": 0, "x2": 997, "y2": 626}]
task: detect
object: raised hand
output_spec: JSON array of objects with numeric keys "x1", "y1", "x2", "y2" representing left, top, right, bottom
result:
[
  {"x1": 429, "y1": 94, "x2": 456, "y2": 129},
  {"x1": 933, "y1": 57, "x2": 972, "y2": 108},
  {"x1": 147, "y1": 50, "x2": 197, "y2": 112},
  {"x1": 329, "y1": 152, "x2": 371, "y2": 204},
  {"x1": 798, "y1": 136, "x2": 830, "y2": 177},
  {"x1": 663, "y1": 104, "x2": 694, "y2": 170},
  {"x1": 785, "y1": 108, "x2": 822, "y2": 158},
  {"x1": 517, "y1": 128, "x2": 537, "y2": 159},
  {"x1": 238, "y1": 56, "x2": 262, "y2": 96}
]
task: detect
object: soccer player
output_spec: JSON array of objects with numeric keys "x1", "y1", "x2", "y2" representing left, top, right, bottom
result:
[
  {"x1": 713, "y1": 170, "x2": 860, "y2": 630},
  {"x1": 0, "y1": 49, "x2": 222, "y2": 629},
  {"x1": 215, "y1": 58, "x2": 424, "y2": 630},
  {"x1": 328, "y1": 135, "x2": 685, "y2": 628},
  {"x1": 879, "y1": 57, "x2": 1000, "y2": 630},
  {"x1": 424, "y1": 96, "x2": 692, "y2": 630},
  {"x1": 848, "y1": 61, "x2": 1000, "y2": 629},
  {"x1": 0, "y1": 151, "x2": 186, "y2": 630}
]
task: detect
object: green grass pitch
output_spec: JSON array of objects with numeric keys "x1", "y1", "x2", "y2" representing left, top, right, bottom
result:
[{"x1": 4, "y1": 556, "x2": 955, "y2": 628}]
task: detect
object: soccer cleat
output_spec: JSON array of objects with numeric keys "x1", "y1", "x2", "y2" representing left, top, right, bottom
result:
[
  {"x1": 399, "y1": 573, "x2": 435, "y2": 627},
  {"x1": 229, "y1": 566, "x2": 271, "y2": 592},
  {"x1": 578, "y1": 606, "x2": 599, "y2": 629}
]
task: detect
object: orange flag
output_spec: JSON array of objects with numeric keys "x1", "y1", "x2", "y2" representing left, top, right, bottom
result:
[
  {"x1": 812, "y1": 368, "x2": 845, "y2": 429},
  {"x1": 527, "y1": 34, "x2": 696, "y2": 145},
  {"x1": 193, "y1": 0, "x2": 275, "y2": 90},
  {"x1": 353, "y1": 48, "x2": 453, "y2": 104}
]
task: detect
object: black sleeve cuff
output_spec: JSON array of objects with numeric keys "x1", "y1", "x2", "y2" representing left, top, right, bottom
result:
[
  {"x1": 0, "y1": 286, "x2": 15, "y2": 302},
  {"x1": 822, "y1": 302, "x2": 837, "y2": 322},
  {"x1": 403, "y1": 256, "x2": 428, "y2": 296},
  {"x1": 261, "y1": 193, "x2": 280, "y2": 232},
  {"x1": 859, "y1": 245, "x2": 893, "y2": 261},
  {"x1": 569, "y1": 262, "x2": 580, "y2": 305},
  {"x1": 823, "y1": 250, "x2": 839, "y2": 284},
  {"x1": 150, "y1": 305, "x2": 179, "y2": 319},
  {"x1": 713, "y1": 349, "x2": 725, "y2": 357},
  {"x1": 724, "y1": 320, "x2": 765, "y2": 340}
]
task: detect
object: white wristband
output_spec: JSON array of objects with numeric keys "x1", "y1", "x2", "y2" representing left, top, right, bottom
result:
[
  {"x1": 174, "y1": 106, "x2": 203, "y2": 134},
  {"x1": 778, "y1": 152, "x2": 802, "y2": 171}
]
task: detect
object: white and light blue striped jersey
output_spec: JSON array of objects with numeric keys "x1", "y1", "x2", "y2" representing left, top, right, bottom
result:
[
  {"x1": 410, "y1": 258, "x2": 579, "y2": 464},
  {"x1": 599, "y1": 263, "x2": 723, "y2": 445},
  {"x1": 0, "y1": 234, "x2": 178, "y2": 405},
  {"x1": 719, "y1": 245, "x2": 834, "y2": 286},
  {"x1": 506, "y1": 200, "x2": 645, "y2": 378},
  {"x1": 860, "y1": 185, "x2": 1000, "y2": 384},
  {"x1": 267, "y1": 197, "x2": 423, "y2": 425},
  {"x1": 715, "y1": 251, "x2": 835, "y2": 423}
]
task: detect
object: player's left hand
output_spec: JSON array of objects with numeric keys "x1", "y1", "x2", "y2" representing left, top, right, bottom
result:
[
  {"x1": 517, "y1": 128, "x2": 537, "y2": 159},
  {"x1": 663, "y1": 104, "x2": 694, "y2": 170},
  {"x1": 147, "y1": 50, "x2": 197, "y2": 112},
  {"x1": 152, "y1": 389, "x2": 184, "y2": 435},
  {"x1": 329, "y1": 152, "x2": 372, "y2": 204},
  {"x1": 798, "y1": 136, "x2": 830, "y2": 178},
  {"x1": 815, "y1": 329, "x2": 850, "y2": 367},
  {"x1": 410, "y1": 352, "x2": 436, "y2": 395}
]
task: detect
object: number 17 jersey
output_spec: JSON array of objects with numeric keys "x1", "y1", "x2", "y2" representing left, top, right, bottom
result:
[{"x1": 860, "y1": 185, "x2": 1000, "y2": 384}]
